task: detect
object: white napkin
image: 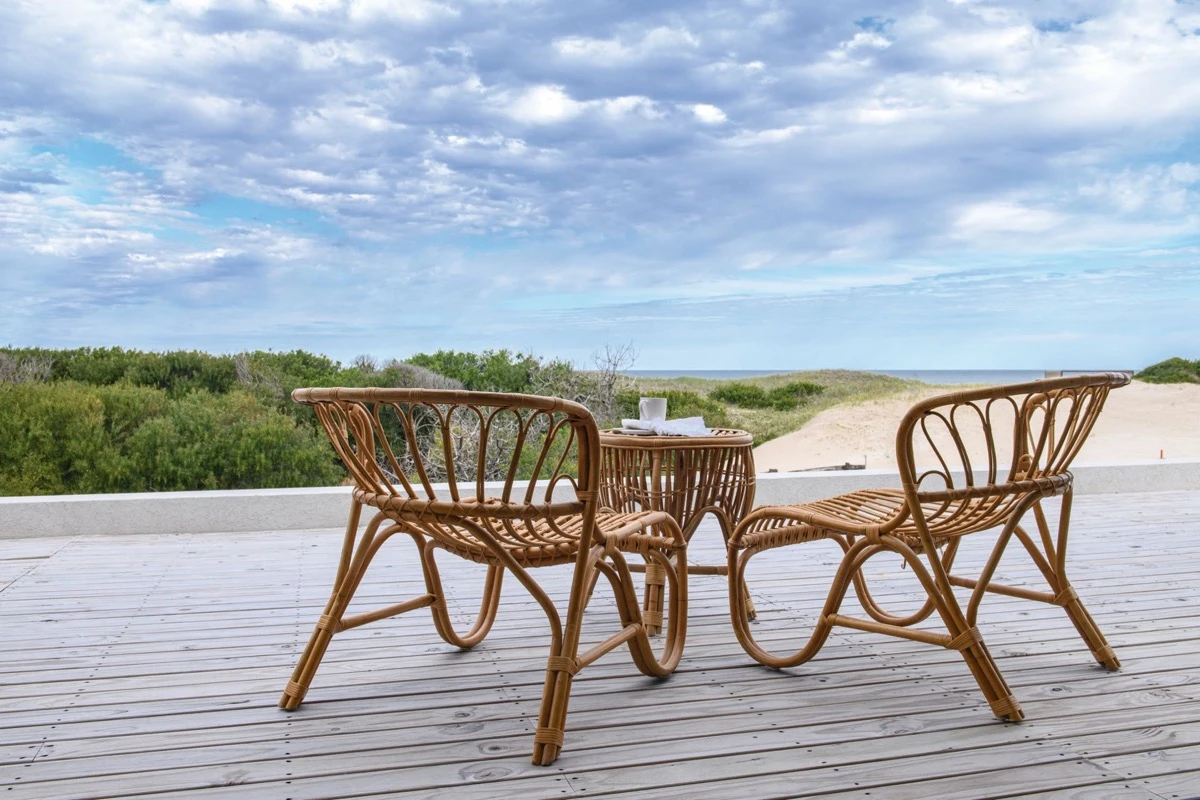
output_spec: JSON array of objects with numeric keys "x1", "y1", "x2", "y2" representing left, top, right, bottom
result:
[{"x1": 621, "y1": 417, "x2": 711, "y2": 436}]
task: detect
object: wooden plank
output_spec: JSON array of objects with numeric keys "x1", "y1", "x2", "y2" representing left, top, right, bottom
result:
[{"x1": 0, "y1": 490, "x2": 1197, "y2": 800}]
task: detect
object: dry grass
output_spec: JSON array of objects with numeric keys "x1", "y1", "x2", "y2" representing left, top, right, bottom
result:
[{"x1": 629, "y1": 370, "x2": 922, "y2": 445}]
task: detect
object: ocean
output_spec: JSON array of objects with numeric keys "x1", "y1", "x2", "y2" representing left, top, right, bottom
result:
[{"x1": 625, "y1": 369, "x2": 1054, "y2": 385}]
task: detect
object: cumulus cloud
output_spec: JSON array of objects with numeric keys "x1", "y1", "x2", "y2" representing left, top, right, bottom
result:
[{"x1": 0, "y1": 0, "x2": 1198, "y2": 365}]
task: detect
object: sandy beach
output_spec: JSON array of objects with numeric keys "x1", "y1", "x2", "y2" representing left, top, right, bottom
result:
[{"x1": 753, "y1": 380, "x2": 1200, "y2": 472}]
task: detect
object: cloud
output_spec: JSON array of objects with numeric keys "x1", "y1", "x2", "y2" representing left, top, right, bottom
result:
[
  {"x1": 691, "y1": 103, "x2": 727, "y2": 124},
  {"x1": 0, "y1": 0, "x2": 1198, "y2": 367},
  {"x1": 504, "y1": 85, "x2": 585, "y2": 125},
  {"x1": 955, "y1": 200, "x2": 1064, "y2": 235}
]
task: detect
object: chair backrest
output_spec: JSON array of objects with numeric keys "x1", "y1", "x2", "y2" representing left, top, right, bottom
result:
[
  {"x1": 292, "y1": 388, "x2": 600, "y2": 523},
  {"x1": 894, "y1": 373, "x2": 1130, "y2": 533}
]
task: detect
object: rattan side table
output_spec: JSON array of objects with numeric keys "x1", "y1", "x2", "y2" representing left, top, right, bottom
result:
[{"x1": 598, "y1": 427, "x2": 757, "y2": 630}]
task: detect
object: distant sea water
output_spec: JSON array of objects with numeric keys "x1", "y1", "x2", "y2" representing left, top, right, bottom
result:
[{"x1": 625, "y1": 369, "x2": 1051, "y2": 385}]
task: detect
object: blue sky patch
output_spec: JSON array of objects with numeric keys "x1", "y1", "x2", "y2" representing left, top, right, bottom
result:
[
  {"x1": 187, "y1": 193, "x2": 339, "y2": 237},
  {"x1": 32, "y1": 138, "x2": 152, "y2": 176}
]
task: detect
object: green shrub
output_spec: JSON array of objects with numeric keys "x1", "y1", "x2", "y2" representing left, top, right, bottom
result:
[
  {"x1": 615, "y1": 389, "x2": 730, "y2": 428},
  {"x1": 120, "y1": 390, "x2": 342, "y2": 491},
  {"x1": 0, "y1": 382, "x2": 342, "y2": 496},
  {"x1": 407, "y1": 349, "x2": 541, "y2": 393},
  {"x1": 96, "y1": 383, "x2": 168, "y2": 441},
  {"x1": 0, "y1": 346, "x2": 650, "y2": 494},
  {"x1": 775, "y1": 381, "x2": 824, "y2": 399},
  {"x1": 709, "y1": 380, "x2": 824, "y2": 410},
  {"x1": 0, "y1": 346, "x2": 238, "y2": 397},
  {"x1": 1136, "y1": 357, "x2": 1200, "y2": 384},
  {"x1": 241, "y1": 350, "x2": 347, "y2": 388},
  {"x1": 123, "y1": 350, "x2": 238, "y2": 397},
  {"x1": 766, "y1": 381, "x2": 824, "y2": 410},
  {"x1": 236, "y1": 353, "x2": 466, "y2": 439},
  {"x1": 0, "y1": 382, "x2": 120, "y2": 495},
  {"x1": 709, "y1": 383, "x2": 771, "y2": 407}
]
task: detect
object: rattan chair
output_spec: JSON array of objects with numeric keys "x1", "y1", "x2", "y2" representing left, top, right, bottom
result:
[
  {"x1": 727, "y1": 372, "x2": 1130, "y2": 721},
  {"x1": 279, "y1": 389, "x2": 688, "y2": 765}
]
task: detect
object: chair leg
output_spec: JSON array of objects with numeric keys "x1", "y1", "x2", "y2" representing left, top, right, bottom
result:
[
  {"x1": 642, "y1": 556, "x2": 736, "y2": 635},
  {"x1": 731, "y1": 530, "x2": 1024, "y2": 721},
  {"x1": 622, "y1": 550, "x2": 687, "y2": 676},
  {"x1": 1058, "y1": 587, "x2": 1120, "y2": 669},
  {"x1": 419, "y1": 541, "x2": 504, "y2": 649},
  {"x1": 900, "y1": 540, "x2": 1025, "y2": 722},
  {"x1": 727, "y1": 536, "x2": 850, "y2": 669},
  {"x1": 531, "y1": 553, "x2": 595, "y2": 766},
  {"x1": 737, "y1": 578, "x2": 758, "y2": 621},
  {"x1": 281, "y1": 503, "x2": 381, "y2": 710},
  {"x1": 1033, "y1": 494, "x2": 1120, "y2": 670},
  {"x1": 968, "y1": 493, "x2": 1120, "y2": 671},
  {"x1": 950, "y1": 625, "x2": 1025, "y2": 721},
  {"x1": 533, "y1": 529, "x2": 688, "y2": 765}
]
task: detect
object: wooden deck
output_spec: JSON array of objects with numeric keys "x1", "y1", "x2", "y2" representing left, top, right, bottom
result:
[{"x1": 2, "y1": 489, "x2": 1199, "y2": 799}]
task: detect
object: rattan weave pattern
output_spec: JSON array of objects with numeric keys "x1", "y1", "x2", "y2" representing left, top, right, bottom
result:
[
  {"x1": 599, "y1": 427, "x2": 757, "y2": 627},
  {"x1": 599, "y1": 427, "x2": 755, "y2": 541}
]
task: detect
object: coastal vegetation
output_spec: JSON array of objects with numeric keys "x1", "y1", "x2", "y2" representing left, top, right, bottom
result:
[
  {"x1": 1136, "y1": 357, "x2": 1200, "y2": 384},
  {"x1": 0, "y1": 346, "x2": 919, "y2": 495},
  {"x1": 709, "y1": 380, "x2": 825, "y2": 411},
  {"x1": 631, "y1": 370, "x2": 918, "y2": 445}
]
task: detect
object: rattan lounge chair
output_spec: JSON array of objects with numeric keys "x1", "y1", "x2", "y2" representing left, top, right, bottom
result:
[
  {"x1": 279, "y1": 389, "x2": 688, "y2": 765},
  {"x1": 727, "y1": 372, "x2": 1130, "y2": 721}
]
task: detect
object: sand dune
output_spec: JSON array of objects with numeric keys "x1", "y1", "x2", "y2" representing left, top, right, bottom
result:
[{"x1": 752, "y1": 380, "x2": 1200, "y2": 472}]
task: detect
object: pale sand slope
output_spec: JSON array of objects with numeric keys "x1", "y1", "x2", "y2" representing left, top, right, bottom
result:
[{"x1": 753, "y1": 381, "x2": 1200, "y2": 472}]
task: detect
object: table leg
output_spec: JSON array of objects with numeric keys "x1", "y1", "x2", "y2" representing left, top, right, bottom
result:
[{"x1": 713, "y1": 509, "x2": 757, "y2": 621}]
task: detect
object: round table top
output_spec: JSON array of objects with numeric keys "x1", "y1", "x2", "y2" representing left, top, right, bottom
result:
[{"x1": 598, "y1": 427, "x2": 753, "y2": 449}]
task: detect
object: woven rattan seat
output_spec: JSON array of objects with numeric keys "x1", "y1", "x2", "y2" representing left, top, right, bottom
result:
[
  {"x1": 360, "y1": 498, "x2": 680, "y2": 566},
  {"x1": 728, "y1": 373, "x2": 1130, "y2": 722},
  {"x1": 735, "y1": 489, "x2": 1042, "y2": 551},
  {"x1": 279, "y1": 389, "x2": 688, "y2": 765}
]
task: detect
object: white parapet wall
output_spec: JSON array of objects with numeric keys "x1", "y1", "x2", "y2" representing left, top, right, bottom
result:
[
  {"x1": 752, "y1": 459, "x2": 1200, "y2": 507},
  {"x1": 1, "y1": 459, "x2": 1198, "y2": 540}
]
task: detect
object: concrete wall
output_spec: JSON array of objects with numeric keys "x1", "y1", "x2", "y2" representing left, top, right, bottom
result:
[
  {"x1": 2, "y1": 460, "x2": 1197, "y2": 540},
  {"x1": 752, "y1": 459, "x2": 1200, "y2": 507}
]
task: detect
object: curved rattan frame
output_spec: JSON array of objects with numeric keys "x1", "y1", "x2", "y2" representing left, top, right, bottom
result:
[
  {"x1": 727, "y1": 372, "x2": 1130, "y2": 721},
  {"x1": 278, "y1": 388, "x2": 688, "y2": 765}
]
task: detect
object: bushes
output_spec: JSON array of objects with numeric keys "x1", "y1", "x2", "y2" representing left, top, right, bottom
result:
[
  {"x1": 709, "y1": 381, "x2": 824, "y2": 410},
  {"x1": 1136, "y1": 357, "x2": 1200, "y2": 384},
  {"x1": 236, "y1": 350, "x2": 467, "y2": 425},
  {"x1": 1, "y1": 346, "x2": 238, "y2": 397},
  {"x1": 709, "y1": 383, "x2": 770, "y2": 407},
  {"x1": 407, "y1": 349, "x2": 541, "y2": 393},
  {"x1": 0, "y1": 383, "x2": 115, "y2": 495},
  {"x1": 0, "y1": 382, "x2": 341, "y2": 496},
  {"x1": 0, "y1": 345, "x2": 648, "y2": 494},
  {"x1": 120, "y1": 391, "x2": 341, "y2": 491}
]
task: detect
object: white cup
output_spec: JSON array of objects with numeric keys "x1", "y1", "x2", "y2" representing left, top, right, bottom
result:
[{"x1": 639, "y1": 397, "x2": 667, "y2": 422}]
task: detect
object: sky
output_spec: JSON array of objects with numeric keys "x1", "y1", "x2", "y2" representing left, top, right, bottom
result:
[{"x1": 1, "y1": 0, "x2": 1198, "y2": 371}]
